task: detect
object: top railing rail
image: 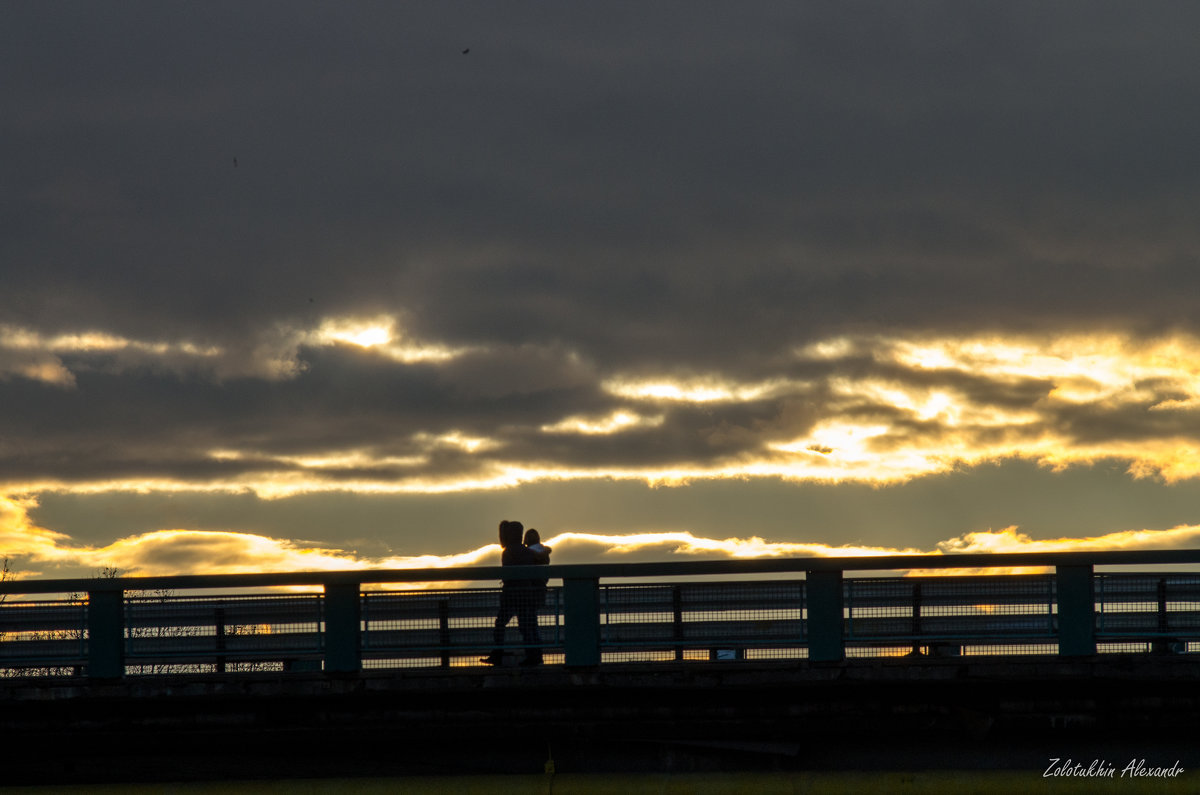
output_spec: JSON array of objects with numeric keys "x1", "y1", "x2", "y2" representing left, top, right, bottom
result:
[{"x1": 5, "y1": 548, "x2": 1200, "y2": 595}]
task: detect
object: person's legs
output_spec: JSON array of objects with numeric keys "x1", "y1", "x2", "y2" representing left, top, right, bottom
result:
[
  {"x1": 483, "y1": 592, "x2": 518, "y2": 665},
  {"x1": 517, "y1": 591, "x2": 543, "y2": 666}
]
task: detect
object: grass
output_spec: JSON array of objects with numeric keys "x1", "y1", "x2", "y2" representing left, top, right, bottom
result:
[{"x1": 7, "y1": 770, "x2": 1198, "y2": 795}]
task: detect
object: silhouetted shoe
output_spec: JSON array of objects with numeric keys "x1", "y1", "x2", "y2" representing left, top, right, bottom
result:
[
  {"x1": 519, "y1": 651, "x2": 543, "y2": 667},
  {"x1": 480, "y1": 652, "x2": 503, "y2": 666}
]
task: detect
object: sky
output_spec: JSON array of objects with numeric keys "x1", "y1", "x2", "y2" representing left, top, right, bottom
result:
[{"x1": 4, "y1": 2, "x2": 1200, "y2": 582}]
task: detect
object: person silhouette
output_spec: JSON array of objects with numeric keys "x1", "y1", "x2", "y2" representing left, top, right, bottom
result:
[
  {"x1": 481, "y1": 520, "x2": 543, "y2": 666},
  {"x1": 524, "y1": 527, "x2": 551, "y2": 563},
  {"x1": 524, "y1": 528, "x2": 552, "y2": 607}
]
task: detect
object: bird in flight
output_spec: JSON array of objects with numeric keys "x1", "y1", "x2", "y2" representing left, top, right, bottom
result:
[{"x1": 462, "y1": 48, "x2": 470, "y2": 55}]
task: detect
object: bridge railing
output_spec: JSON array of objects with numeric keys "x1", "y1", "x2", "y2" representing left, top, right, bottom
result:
[{"x1": 3, "y1": 549, "x2": 1200, "y2": 679}]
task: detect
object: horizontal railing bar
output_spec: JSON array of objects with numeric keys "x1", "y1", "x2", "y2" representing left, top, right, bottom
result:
[
  {"x1": 849, "y1": 630, "x2": 1058, "y2": 638},
  {"x1": 363, "y1": 634, "x2": 561, "y2": 652},
  {"x1": 843, "y1": 636, "x2": 1056, "y2": 644},
  {"x1": 603, "y1": 621, "x2": 805, "y2": 642},
  {"x1": 1097, "y1": 612, "x2": 1200, "y2": 628},
  {"x1": 0, "y1": 611, "x2": 87, "y2": 632},
  {"x1": 0, "y1": 640, "x2": 86, "y2": 658},
  {"x1": 126, "y1": 609, "x2": 321, "y2": 627},
  {"x1": 125, "y1": 639, "x2": 323, "y2": 658},
  {"x1": 1097, "y1": 635, "x2": 1200, "y2": 643},
  {"x1": 598, "y1": 641, "x2": 808, "y2": 652},
  {"x1": 846, "y1": 594, "x2": 1054, "y2": 608},
  {"x1": 601, "y1": 599, "x2": 804, "y2": 614},
  {"x1": 7, "y1": 549, "x2": 1200, "y2": 595}
]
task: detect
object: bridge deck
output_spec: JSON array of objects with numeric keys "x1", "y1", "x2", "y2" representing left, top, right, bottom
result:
[
  {"x1": 8, "y1": 553, "x2": 1200, "y2": 782},
  {"x1": 5, "y1": 654, "x2": 1200, "y2": 783}
]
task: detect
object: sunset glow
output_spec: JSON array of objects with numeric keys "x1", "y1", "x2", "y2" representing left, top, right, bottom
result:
[
  {"x1": 3, "y1": 330, "x2": 1200, "y2": 498},
  {"x1": 321, "y1": 321, "x2": 393, "y2": 348},
  {"x1": 6, "y1": 5, "x2": 1200, "y2": 586},
  {"x1": 602, "y1": 376, "x2": 793, "y2": 403},
  {"x1": 6, "y1": 494, "x2": 1200, "y2": 582},
  {"x1": 541, "y1": 410, "x2": 665, "y2": 435}
]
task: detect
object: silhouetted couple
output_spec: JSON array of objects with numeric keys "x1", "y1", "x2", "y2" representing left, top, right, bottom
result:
[{"x1": 481, "y1": 520, "x2": 551, "y2": 667}]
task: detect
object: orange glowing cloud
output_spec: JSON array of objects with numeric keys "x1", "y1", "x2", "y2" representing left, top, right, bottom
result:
[
  {"x1": 542, "y1": 531, "x2": 925, "y2": 560},
  {"x1": 936, "y1": 524, "x2": 1200, "y2": 555},
  {"x1": 900, "y1": 524, "x2": 1200, "y2": 575},
  {"x1": 0, "y1": 495, "x2": 501, "y2": 579},
  {"x1": 5, "y1": 496, "x2": 1200, "y2": 583},
  {"x1": 6, "y1": 329, "x2": 1200, "y2": 497}
]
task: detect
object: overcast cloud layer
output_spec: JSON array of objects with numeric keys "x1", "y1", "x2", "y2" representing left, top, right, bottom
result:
[{"x1": 4, "y1": 3, "x2": 1200, "y2": 578}]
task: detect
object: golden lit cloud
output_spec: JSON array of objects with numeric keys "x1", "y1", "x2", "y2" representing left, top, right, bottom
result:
[
  {"x1": 887, "y1": 333, "x2": 1200, "y2": 407},
  {"x1": 0, "y1": 323, "x2": 221, "y2": 387},
  {"x1": 936, "y1": 524, "x2": 1200, "y2": 555},
  {"x1": 903, "y1": 524, "x2": 1200, "y2": 575},
  {"x1": 0, "y1": 314, "x2": 471, "y2": 387},
  {"x1": 597, "y1": 330, "x2": 1200, "y2": 487},
  {"x1": 544, "y1": 531, "x2": 925, "y2": 559},
  {"x1": 5, "y1": 490, "x2": 1200, "y2": 583},
  {"x1": 0, "y1": 324, "x2": 219, "y2": 358},
  {"x1": 0, "y1": 495, "x2": 77, "y2": 574},
  {"x1": 541, "y1": 410, "x2": 665, "y2": 435},
  {"x1": 310, "y1": 315, "x2": 471, "y2": 363},
  {"x1": 411, "y1": 431, "x2": 498, "y2": 454},
  {"x1": 316, "y1": 317, "x2": 394, "y2": 348},
  {"x1": 6, "y1": 328, "x2": 1200, "y2": 496},
  {"x1": 0, "y1": 355, "x2": 76, "y2": 388},
  {"x1": 0, "y1": 494, "x2": 502, "y2": 579},
  {"x1": 603, "y1": 375, "x2": 795, "y2": 403}
]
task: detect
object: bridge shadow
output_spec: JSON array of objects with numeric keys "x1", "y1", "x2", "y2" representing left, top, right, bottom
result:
[{"x1": 5, "y1": 655, "x2": 1200, "y2": 784}]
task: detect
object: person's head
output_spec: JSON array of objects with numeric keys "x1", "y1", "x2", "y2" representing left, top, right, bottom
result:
[
  {"x1": 498, "y1": 520, "x2": 524, "y2": 549},
  {"x1": 523, "y1": 528, "x2": 540, "y2": 546}
]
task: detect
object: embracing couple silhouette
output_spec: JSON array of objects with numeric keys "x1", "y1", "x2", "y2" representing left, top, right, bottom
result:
[{"x1": 481, "y1": 519, "x2": 551, "y2": 667}]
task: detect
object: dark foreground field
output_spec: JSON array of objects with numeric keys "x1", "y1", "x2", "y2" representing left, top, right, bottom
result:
[
  {"x1": 7, "y1": 656, "x2": 1200, "y2": 789},
  {"x1": 7, "y1": 771, "x2": 1200, "y2": 795}
]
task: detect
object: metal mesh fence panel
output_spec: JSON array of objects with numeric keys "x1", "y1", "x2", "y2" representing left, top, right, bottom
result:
[
  {"x1": 124, "y1": 593, "x2": 322, "y2": 673},
  {"x1": 0, "y1": 597, "x2": 87, "y2": 676},
  {"x1": 361, "y1": 587, "x2": 562, "y2": 668},
  {"x1": 845, "y1": 645, "x2": 915, "y2": 658},
  {"x1": 17, "y1": 569, "x2": 1200, "y2": 677},
  {"x1": 744, "y1": 647, "x2": 808, "y2": 660},
  {"x1": 961, "y1": 643, "x2": 1059, "y2": 656},
  {"x1": 599, "y1": 580, "x2": 805, "y2": 659},
  {"x1": 844, "y1": 575, "x2": 1057, "y2": 656},
  {"x1": 1095, "y1": 573, "x2": 1200, "y2": 653},
  {"x1": 1098, "y1": 641, "x2": 1153, "y2": 654}
]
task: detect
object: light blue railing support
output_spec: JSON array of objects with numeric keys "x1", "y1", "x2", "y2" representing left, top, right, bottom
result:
[
  {"x1": 323, "y1": 582, "x2": 362, "y2": 673},
  {"x1": 87, "y1": 587, "x2": 124, "y2": 679},
  {"x1": 1056, "y1": 564, "x2": 1096, "y2": 656},
  {"x1": 563, "y1": 576, "x2": 601, "y2": 667},
  {"x1": 806, "y1": 569, "x2": 844, "y2": 662}
]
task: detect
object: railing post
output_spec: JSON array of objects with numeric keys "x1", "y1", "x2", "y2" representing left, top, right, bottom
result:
[
  {"x1": 806, "y1": 570, "x2": 844, "y2": 662},
  {"x1": 323, "y1": 582, "x2": 361, "y2": 673},
  {"x1": 672, "y1": 585, "x2": 684, "y2": 661},
  {"x1": 910, "y1": 582, "x2": 923, "y2": 656},
  {"x1": 563, "y1": 577, "x2": 601, "y2": 667},
  {"x1": 1154, "y1": 577, "x2": 1172, "y2": 655},
  {"x1": 87, "y1": 587, "x2": 124, "y2": 679},
  {"x1": 438, "y1": 599, "x2": 452, "y2": 669},
  {"x1": 214, "y1": 606, "x2": 227, "y2": 673},
  {"x1": 1056, "y1": 564, "x2": 1095, "y2": 656}
]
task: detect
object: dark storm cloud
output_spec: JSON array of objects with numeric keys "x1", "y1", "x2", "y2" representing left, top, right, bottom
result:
[
  {"x1": 5, "y1": 2, "x2": 1200, "y2": 497},
  {"x1": 6, "y1": 2, "x2": 1200, "y2": 353}
]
